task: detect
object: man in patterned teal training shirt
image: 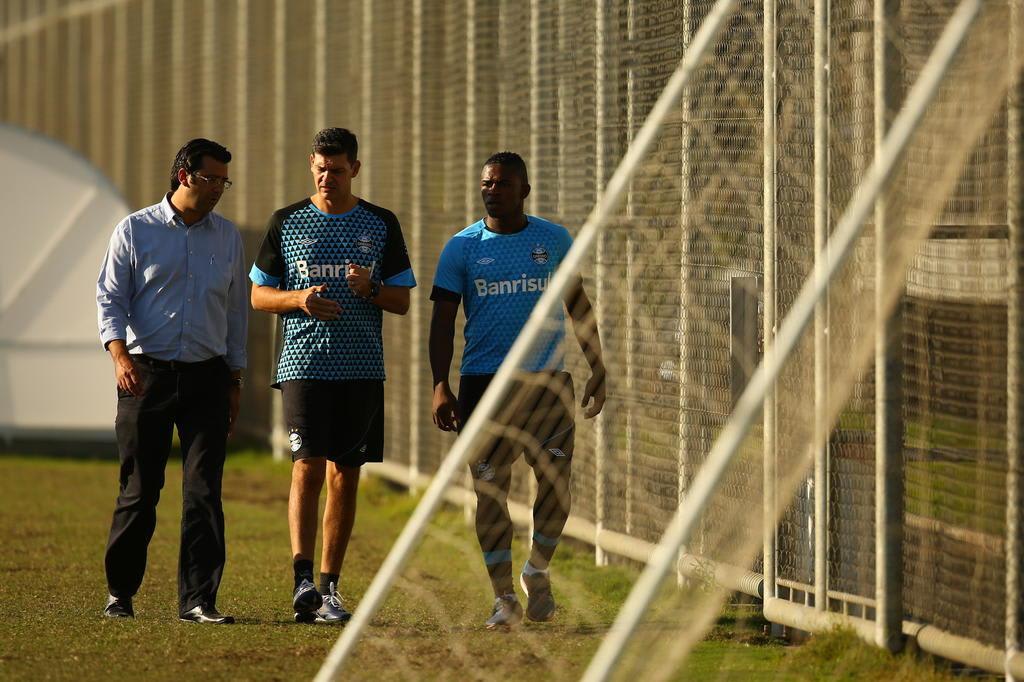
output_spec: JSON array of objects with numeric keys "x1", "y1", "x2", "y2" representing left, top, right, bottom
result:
[
  {"x1": 250, "y1": 128, "x2": 416, "y2": 623},
  {"x1": 429, "y1": 151, "x2": 606, "y2": 629}
]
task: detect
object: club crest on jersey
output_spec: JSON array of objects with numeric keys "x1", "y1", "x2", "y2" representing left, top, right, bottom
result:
[
  {"x1": 475, "y1": 461, "x2": 495, "y2": 482},
  {"x1": 357, "y1": 233, "x2": 374, "y2": 254},
  {"x1": 531, "y1": 245, "x2": 549, "y2": 265}
]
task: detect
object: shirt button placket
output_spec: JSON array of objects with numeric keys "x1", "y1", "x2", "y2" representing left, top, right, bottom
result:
[{"x1": 183, "y1": 229, "x2": 193, "y2": 358}]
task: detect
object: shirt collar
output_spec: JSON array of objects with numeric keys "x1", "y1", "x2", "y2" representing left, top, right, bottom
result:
[{"x1": 158, "y1": 192, "x2": 211, "y2": 229}]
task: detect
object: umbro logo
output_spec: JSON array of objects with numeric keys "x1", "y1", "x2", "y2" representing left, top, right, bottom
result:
[
  {"x1": 298, "y1": 237, "x2": 318, "y2": 246},
  {"x1": 476, "y1": 257, "x2": 495, "y2": 265},
  {"x1": 549, "y1": 448, "x2": 566, "y2": 457}
]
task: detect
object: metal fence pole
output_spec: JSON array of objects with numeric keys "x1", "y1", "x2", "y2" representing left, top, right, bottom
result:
[
  {"x1": 235, "y1": 0, "x2": 249, "y2": 227},
  {"x1": 624, "y1": 0, "x2": 637, "y2": 540},
  {"x1": 314, "y1": 0, "x2": 327, "y2": 132},
  {"x1": 763, "y1": 0, "x2": 779, "y2": 612},
  {"x1": 65, "y1": 8, "x2": 83, "y2": 150},
  {"x1": 270, "y1": 0, "x2": 288, "y2": 461},
  {"x1": 1007, "y1": 2, "x2": 1023, "y2": 678},
  {"x1": 407, "y1": 0, "x2": 425, "y2": 489},
  {"x1": 40, "y1": 0, "x2": 55, "y2": 138},
  {"x1": 465, "y1": 0, "x2": 477, "y2": 224},
  {"x1": 678, "y1": 0, "x2": 694, "y2": 584},
  {"x1": 360, "y1": 0, "x2": 373, "y2": 198},
  {"x1": 593, "y1": 0, "x2": 609, "y2": 567},
  {"x1": 874, "y1": 0, "x2": 905, "y2": 653},
  {"x1": 23, "y1": 3, "x2": 39, "y2": 131},
  {"x1": 813, "y1": 0, "x2": 831, "y2": 613},
  {"x1": 201, "y1": 0, "x2": 216, "y2": 139},
  {"x1": 170, "y1": 0, "x2": 185, "y2": 147},
  {"x1": 88, "y1": 7, "x2": 106, "y2": 169},
  {"x1": 5, "y1": 2, "x2": 24, "y2": 125},
  {"x1": 532, "y1": 0, "x2": 540, "y2": 215},
  {"x1": 112, "y1": 3, "x2": 126, "y2": 192},
  {"x1": 139, "y1": 0, "x2": 155, "y2": 202}
]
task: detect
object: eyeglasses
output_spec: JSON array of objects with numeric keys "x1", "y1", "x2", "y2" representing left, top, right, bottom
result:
[{"x1": 192, "y1": 172, "x2": 233, "y2": 189}]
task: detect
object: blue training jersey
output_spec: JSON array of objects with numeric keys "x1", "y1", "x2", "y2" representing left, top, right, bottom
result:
[
  {"x1": 250, "y1": 198, "x2": 416, "y2": 384},
  {"x1": 431, "y1": 215, "x2": 572, "y2": 375}
]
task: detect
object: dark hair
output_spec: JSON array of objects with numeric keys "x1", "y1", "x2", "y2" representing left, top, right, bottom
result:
[
  {"x1": 312, "y1": 128, "x2": 359, "y2": 161},
  {"x1": 170, "y1": 138, "x2": 231, "y2": 190},
  {"x1": 483, "y1": 151, "x2": 529, "y2": 185}
]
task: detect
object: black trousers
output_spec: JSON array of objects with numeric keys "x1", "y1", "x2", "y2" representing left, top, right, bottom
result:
[{"x1": 104, "y1": 355, "x2": 231, "y2": 615}]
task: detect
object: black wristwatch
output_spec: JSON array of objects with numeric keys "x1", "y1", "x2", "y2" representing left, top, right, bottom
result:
[{"x1": 367, "y1": 281, "x2": 381, "y2": 300}]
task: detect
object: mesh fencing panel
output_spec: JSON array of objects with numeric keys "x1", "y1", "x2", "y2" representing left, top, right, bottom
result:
[{"x1": 900, "y1": 0, "x2": 1011, "y2": 648}]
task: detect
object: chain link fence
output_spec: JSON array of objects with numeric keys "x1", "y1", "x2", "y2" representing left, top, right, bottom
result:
[{"x1": 2, "y1": 0, "x2": 1021, "y2": 674}]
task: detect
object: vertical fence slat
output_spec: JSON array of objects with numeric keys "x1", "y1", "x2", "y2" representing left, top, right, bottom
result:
[
  {"x1": 763, "y1": 0, "x2": 779, "y2": 607},
  {"x1": 813, "y1": 0, "x2": 831, "y2": 613},
  {"x1": 1006, "y1": 1, "x2": 1023, "y2": 678},
  {"x1": 874, "y1": 0, "x2": 905, "y2": 653}
]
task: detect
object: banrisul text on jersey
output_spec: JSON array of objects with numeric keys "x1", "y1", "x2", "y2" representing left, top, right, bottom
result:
[
  {"x1": 249, "y1": 198, "x2": 416, "y2": 384},
  {"x1": 431, "y1": 215, "x2": 572, "y2": 375}
]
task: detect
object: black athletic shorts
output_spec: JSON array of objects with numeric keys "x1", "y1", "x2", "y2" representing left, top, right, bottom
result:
[
  {"x1": 281, "y1": 379, "x2": 384, "y2": 466},
  {"x1": 457, "y1": 371, "x2": 575, "y2": 478}
]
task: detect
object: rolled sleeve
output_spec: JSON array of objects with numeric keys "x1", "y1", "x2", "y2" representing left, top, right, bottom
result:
[{"x1": 96, "y1": 219, "x2": 133, "y2": 349}]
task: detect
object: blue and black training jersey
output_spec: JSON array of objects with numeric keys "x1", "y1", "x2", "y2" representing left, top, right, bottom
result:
[
  {"x1": 431, "y1": 215, "x2": 572, "y2": 375},
  {"x1": 250, "y1": 198, "x2": 416, "y2": 384}
]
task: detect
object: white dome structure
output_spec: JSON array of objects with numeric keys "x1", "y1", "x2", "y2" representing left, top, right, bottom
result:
[{"x1": 0, "y1": 124, "x2": 131, "y2": 443}]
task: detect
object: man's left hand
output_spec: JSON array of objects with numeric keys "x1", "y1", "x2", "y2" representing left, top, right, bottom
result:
[
  {"x1": 228, "y1": 384, "x2": 241, "y2": 436},
  {"x1": 346, "y1": 263, "x2": 373, "y2": 298},
  {"x1": 581, "y1": 369, "x2": 606, "y2": 419}
]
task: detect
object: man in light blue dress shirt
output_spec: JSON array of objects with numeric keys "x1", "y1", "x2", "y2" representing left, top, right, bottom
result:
[{"x1": 96, "y1": 138, "x2": 247, "y2": 624}]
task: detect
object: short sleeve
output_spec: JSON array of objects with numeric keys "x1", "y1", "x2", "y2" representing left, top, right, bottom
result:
[
  {"x1": 250, "y1": 212, "x2": 285, "y2": 286},
  {"x1": 431, "y1": 235, "x2": 466, "y2": 299},
  {"x1": 378, "y1": 210, "x2": 416, "y2": 287},
  {"x1": 557, "y1": 226, "x2": 574, "y2": 264}
]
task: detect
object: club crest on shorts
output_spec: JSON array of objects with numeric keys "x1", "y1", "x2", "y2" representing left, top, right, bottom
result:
[
  {"x1": 288, "y1": 429, "x2": 303, "y2": 453},
  {"x1": 530, "y1": 245, "x2": 549, "y2": 265},
  {"x1": 475, "y1": 461, "x2": 495, "y2": 482},
  {"x1": 357, "y1": 233, "x2": 374, "y2": 254}
]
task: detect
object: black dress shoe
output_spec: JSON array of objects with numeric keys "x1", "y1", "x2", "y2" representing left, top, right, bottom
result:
[
  {"x1": 103, "y1": 595, "x2": 134, "y2": 619},
  {"x1": 180, "y1": 604, "x2": 235, "y2": 624}
]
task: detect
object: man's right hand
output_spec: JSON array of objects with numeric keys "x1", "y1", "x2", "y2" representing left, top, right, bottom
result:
[
  {"x1": 298, "y1": 284, "x2": 343, "y2": 320},
  {"x1": 108, "y1": 340, "x2": 143, "y2": 396},
  {"x1": 432, "y1": 382, "x2": 460, "y2": 432}
]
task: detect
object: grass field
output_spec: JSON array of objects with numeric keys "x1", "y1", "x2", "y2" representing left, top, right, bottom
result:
[{"x1": 0, "y1": 452, "x2": 975, "y2": 681}]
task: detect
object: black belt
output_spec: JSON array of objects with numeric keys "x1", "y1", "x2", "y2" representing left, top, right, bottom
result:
[{"x1": 136, "y1": 354, "x2": 224, "y2": 371}]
